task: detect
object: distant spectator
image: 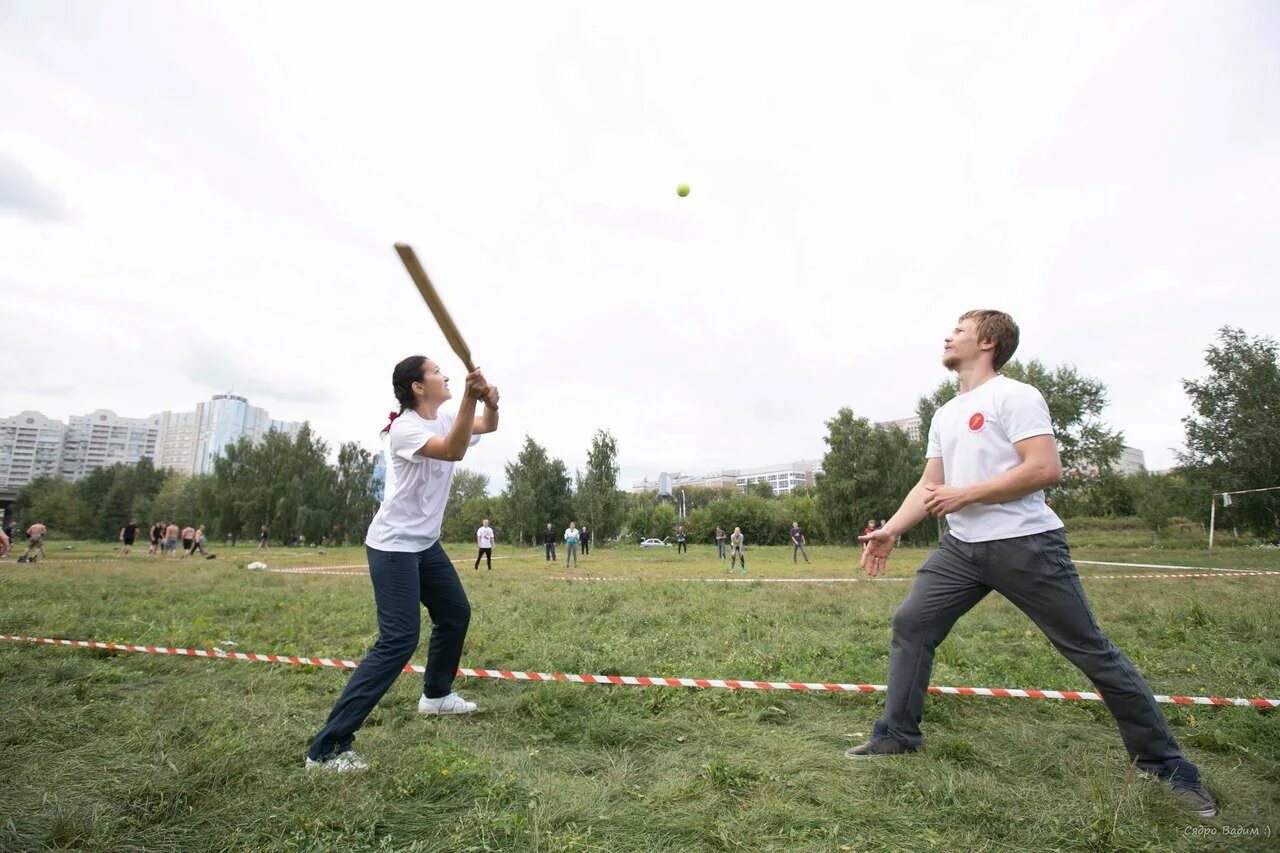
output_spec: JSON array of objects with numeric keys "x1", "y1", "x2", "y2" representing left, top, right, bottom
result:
[
  {"x1": 118, "y1": 519, "x2": 140, "y2": 556},
  {"x1": 675, "y1": 526, "x2": 687, "y2": 554},
  {"x1": 474, "y1": 519, "x2": 495, "y2": 570},
  {"x1": 165, "y1": 522, "x2": 180, "y2": 558},
  {"x1": 729, "y1": 527, "x2": 746, "y2": 574},
  {"x1": 543, "y1": 523, "x2": 557, "y2": 562},
  {"x1": 580, "y1": 526, "x2": 591, "y2": 556},
  {"x1": 188, "y1": 525, "x2": 208, "y2": 557},
  {"x1": 148, "y1": 521, "x2": 164, "y2": 557},
  {"x1": 715, "y1": 525, "x2": 727, "y2": 560},
  {"x1": 257, "y1": 524, "x2": 269, "y2": 550},
  {"x1": 790, "y1": 521, "x2": 809, "y2": 563},
  {"x1": 564, "y1": 521, "x2": 580, "y2": 568},
  {"x1": 22, "y1": 521, "x2": 47, "y2": 562}
]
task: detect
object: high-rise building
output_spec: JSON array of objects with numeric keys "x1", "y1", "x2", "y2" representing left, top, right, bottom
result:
[
  {"x1": 190, "y1": 395, "x2": 303, "y2": 475},
  {"x1": 0, "y1": 411, "x2": 67, "y2": 489},
  {"x1": 632, "y1": 459, "x2": 822, "y2": 496},
  {"x1": 59, "y1": 410, "x2": 162, "y2": 480},
  {"x1": 0, "y1": 396, "x2": 305, "y2": 489},
  {"x1": 155, "y1": 410, "x2": 199, "y2": 475},
  {"x1": 877, "y1": 416, "x2": 923, "y2": 443}
]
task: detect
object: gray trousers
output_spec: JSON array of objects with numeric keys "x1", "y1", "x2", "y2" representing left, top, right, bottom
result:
[{"x1": 876, "y1": 529, "x2": 1195, "y2": 779}]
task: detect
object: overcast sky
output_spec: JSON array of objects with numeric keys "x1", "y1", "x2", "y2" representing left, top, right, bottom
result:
[{"x1": 2, "y1": 2, "x2": 1278, "y2": 489}]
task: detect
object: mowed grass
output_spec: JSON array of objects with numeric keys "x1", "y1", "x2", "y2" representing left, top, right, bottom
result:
[{"x1": 1, "y1": 542, "x2": 1278, "y2": 851}]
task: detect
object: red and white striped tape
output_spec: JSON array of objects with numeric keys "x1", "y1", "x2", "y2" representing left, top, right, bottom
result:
[
  {"x1": 2, "y1": 633, "x2": 1275, "y2": 709},
  {"x1": 550, "y1": 570, "x2": 1278, "y2": 583},
  {"x1": 1074, "y1": 559, "x2": 1256, "y2": 574}
]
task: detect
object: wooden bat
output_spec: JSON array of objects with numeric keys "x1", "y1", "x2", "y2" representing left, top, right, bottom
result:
[{"x1": 394, "y1": 243, "x2": 475, "y2": 372}]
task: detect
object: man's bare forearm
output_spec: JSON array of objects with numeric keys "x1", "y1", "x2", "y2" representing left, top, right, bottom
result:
[{"x1": 884, "y1": 481, "x2": 933, "y2": 538}]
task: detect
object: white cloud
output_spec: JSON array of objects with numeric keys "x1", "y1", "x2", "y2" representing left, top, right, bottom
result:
[{"x1": 1, "y1": 1, "x2": 1277, "y2": 489}]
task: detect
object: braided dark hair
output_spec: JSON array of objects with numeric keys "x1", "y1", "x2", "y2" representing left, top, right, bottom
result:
[{"x1": 383, "y1": 355, "x2": 429, "y2": 433}]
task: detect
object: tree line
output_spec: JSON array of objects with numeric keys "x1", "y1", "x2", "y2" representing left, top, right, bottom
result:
[{"x1": 15, "y1": 326, "x2": 1278, "y2": 545}]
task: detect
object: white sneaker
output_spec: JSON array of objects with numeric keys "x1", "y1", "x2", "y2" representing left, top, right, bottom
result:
[
  {"x1": 417, "y1": 692, "x2": 477, "y2": 715},
  {"x1": 305, "y1": 750, "x2": 369, "y2": 773}
]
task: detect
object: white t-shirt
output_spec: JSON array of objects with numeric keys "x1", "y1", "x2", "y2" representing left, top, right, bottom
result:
[
  {"x1": 564, "y1": 528, "x2": 579, "y2": 543},
  {"x1": 926, "y1": 375, "x2": 1063, "y2": 543},
  {"x1": 476, "y1": 526, "x2": 495, "y2": 548},
  {"x1": 365, "y1": 410, "x2": 480, "y2": 552}
]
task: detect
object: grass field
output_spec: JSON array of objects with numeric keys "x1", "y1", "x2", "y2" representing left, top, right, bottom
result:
[{"x1": 2, "y1": 541, "x2": 1278, "y2": 851}]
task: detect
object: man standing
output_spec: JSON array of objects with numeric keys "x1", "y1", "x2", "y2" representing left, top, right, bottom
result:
[
  {"x1": 475, "y1": 519, "x2": 495, "y2": 570},
  {"x1": 188, "y1": 525, "x2": 208, "y2": 557},
  {"x1": 675, "y1": 526, "x2": 687, "y2": 554},
  {"x1": 847, "y1": 310, "x2": 1218, "y2": 819},
  {"x1": 180, "y1": 524, "x2": 196, "y2": 558},
  {"x1": 543, "y1": 522, "x2": 557, "y2": 562},
  {"x1": 148, "y1": 521, "x2": 164, "y2": 556},
  {"x1": 715, "y1": 525, "x2": 727, "y2": 560},
  {"x1": 118, "y1": 519, "x2": 140, "y2": 556},
  {"x1": 790, "y1": 521, "x2": 809, "y2": 563},
  {"x1": 580, "y1": 525, "x2": 591, "y2": 556},
  {"x1": 165, "y1": 521, "x2": 180, "y2": 558}
]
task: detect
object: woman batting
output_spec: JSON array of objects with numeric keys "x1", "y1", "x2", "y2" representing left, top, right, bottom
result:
[{"x1": 307, "y1": 355, "x2": 499, "y2": 772}]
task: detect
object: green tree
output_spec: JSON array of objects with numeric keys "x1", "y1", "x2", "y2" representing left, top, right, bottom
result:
[
  {"x1": 682, "y1": 493, "x2": 786, "y2": 545},
  {"x1": 816, "y1": 410, "x2": 922, "y2": 545},
  {"x1": 332, "y1": 442, "x2": 378, "y2": 545},
  {"x1": 1179, "y1": 327, "x2": 1280, "y2": 536},
  {"x1": 13, "y1": 476, "x2": 85, "y2": 536},
  {"x1": 574, "y1": 430, "x2": 625, "y2": 540},
  {"x1": 441, "y1": 468, "x2": 490, "y2": 543},
  {"x1": 503, "y1": 436, "x2": 573, "y2": 545}
]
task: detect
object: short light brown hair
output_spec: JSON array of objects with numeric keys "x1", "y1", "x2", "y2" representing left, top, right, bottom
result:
[{"x1": 959, "y1": 310, "x2": 1019, "y2": 370}]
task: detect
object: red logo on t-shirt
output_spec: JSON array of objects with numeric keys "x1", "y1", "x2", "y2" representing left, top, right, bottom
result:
[{"x1": 968, "y1": 412, "x2": 986, "y2": 432}]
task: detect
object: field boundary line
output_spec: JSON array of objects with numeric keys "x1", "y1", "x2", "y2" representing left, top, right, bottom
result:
[{"x1": 2, "y1": 633, "x2": 1275, "y2": 709}]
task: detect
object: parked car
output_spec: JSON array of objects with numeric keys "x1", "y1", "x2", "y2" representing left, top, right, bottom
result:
[{"x1": 639, "y1": 537, "x2": 671, "y2": 548}]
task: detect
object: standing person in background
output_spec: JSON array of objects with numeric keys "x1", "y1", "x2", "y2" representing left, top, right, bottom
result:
[
  {"x1": 4, "y1": 519, "x2": 14, "y2": 546},
  {"x1": 118, "y1": 519, "x2": 140, "y2": 556},
  {"x1": 580, "y1": 525, "x2": 591, "y2": 556},
  {"x1": 864, "y1": 519, "x2": 878, "y2": 537},
  {"x1": 148, "y1": 521, "x2": 164, "y2": 557},
  {"x1": 729, "y1": 527, "x2": 746, "y2": 574},
  {"x1": 543, "y1": 523, "x2": 557, "y2": 562},
  {"x1": 180, "y1": 524, "x2": 196, "y2": 557},
  {"x1": 258, "y1": 524, "x2": 270, "y2": 550},
  {"x1": 189, "y1": 525, "x2": 208, "y2": 557},
  {"x1": 474, "y1": 519, "x2": 495, "y2": 570},
  {"x1": 164, "y1": 522, "x2": 180, "y2": 559},
  {"x1": 675, "y1": 526, "x2": 687, "y2": 554},
  {"x1": 564, "y1": 521, "x2": 580, "y2": 569},
  {"x1": 715, "y1": 525, "x2": 727, "y2": 560},
  {"x1": 790, "y1": 521, "x2": 809, "y2": 563}
]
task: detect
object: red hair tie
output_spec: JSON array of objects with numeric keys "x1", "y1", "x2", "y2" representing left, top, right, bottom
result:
[{"x1": 385, "y1": 410, "x2": 401, "y2": 431}]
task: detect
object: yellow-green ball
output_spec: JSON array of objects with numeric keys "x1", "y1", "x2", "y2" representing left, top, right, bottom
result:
[{"x1": 676, "y1": 184, "x2": 690, "y2": 198}]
